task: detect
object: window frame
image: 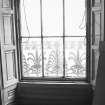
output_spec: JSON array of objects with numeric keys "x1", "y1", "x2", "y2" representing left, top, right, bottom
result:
[{"x1": 16, "y1": 0, "x2": 91, "y2": 82}]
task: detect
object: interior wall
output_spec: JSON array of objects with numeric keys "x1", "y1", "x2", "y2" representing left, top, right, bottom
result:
[
  {"x1": 0, "y1": 77, "x2": 1, "y2": 104},
  {"x1": 92, "y1": 42, "x2": 105, "y2": 105},
  {"x1": 0, "y1": 43, "x2": 3, "y2": 105},
  {"x1": 92, "y1": 1, "x2": 105, "y2": 105}
]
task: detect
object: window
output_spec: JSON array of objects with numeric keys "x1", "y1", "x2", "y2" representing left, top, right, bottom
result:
[{"x1": 20, "y1": 0, "x2": 88, "y2": 80}]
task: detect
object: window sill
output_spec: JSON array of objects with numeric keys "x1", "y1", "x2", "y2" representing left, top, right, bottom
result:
[{"x1": 19, "y1": 80, "x2": 90, "y2": 85}]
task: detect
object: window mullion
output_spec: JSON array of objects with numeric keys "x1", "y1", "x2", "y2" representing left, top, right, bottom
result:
[
  {"x1": 40, "y1": 0, "x2": 44, "y2": 77},
  {"x1": 63, "y1": 0, "x2": 65, "y2": 78}
]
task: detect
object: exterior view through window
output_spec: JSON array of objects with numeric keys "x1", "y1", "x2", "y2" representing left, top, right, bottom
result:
[{"x1": 20, "y1": 0, "x2": 86, "y2": 79}]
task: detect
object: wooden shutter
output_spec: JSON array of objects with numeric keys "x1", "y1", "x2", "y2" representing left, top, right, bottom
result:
[
  {"x1": 0, "y1": 0, "x2": 18, "y2": 105},
  {"x1": 90, "y1": 0, "x2": 104, "y2": 86}
]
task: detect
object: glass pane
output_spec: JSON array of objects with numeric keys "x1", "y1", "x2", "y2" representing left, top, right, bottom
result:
[
  {"x1": 21, "y1": 38, "x2": 42, "y2": 77},
  {"x1": 43, "y1": 38, "x2": 63, "y2": 77},
  {"x1": 65, "y1": 37, "x2": 86, "y2": 78},
  {"x1": 20, "y1": 0, "x2": 41, "y2": 37},
  {"x1": 42, "y1": 0, "x2": 63, "y2": 36},
  {"x1": 65, "y1": 0, "x2": 86, "y2": 36}
]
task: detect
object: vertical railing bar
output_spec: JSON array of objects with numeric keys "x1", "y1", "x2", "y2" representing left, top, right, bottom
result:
[
  {"x1": 63, "y1": 0, "x2": 65, "y2": 78},
  {"x1": 40, "y1": 0, "x2": 44, "y2": 77}
]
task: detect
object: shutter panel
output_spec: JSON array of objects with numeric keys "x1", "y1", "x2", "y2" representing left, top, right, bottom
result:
[
  {"x1": 90, "y1": 0, "x2": 104, "y2": 86},
  {"x1": 0, "y1": 0, "x2": 18, "y2": 105}
]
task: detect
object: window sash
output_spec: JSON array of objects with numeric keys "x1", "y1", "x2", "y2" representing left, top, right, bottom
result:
[{"x1": 19, "y1": 0, "x2": 90, "y2": 81}]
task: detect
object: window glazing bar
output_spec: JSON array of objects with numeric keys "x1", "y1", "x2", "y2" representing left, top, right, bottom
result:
[
  {"x1": 40, "y1": 0, "x2": 44, "y2": 77},
  {"x1": 63, "y1": 0, "x2": 65, "y2": 77},
  {"x1": 20, "y1": 36, "x2": 86, "y2": 38}
]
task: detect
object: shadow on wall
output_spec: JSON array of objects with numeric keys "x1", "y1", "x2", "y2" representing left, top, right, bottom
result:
[{"x1": 92, "y1": 41, "x2": 105, "y2": 105}]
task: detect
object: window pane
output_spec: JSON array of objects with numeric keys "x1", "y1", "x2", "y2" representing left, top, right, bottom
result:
[
  {"x1": 20, "y1": 0, "x2": 41, "y2": 37},
  {"x1": 42, "y1": 0, "x2": 63, "y2": 36},
  {"x1": 65, "y1": 0, "x2": 86, "y2": 36},
  {"x1": 43, "y1": 38, "x2": 63, "y2": 77},
  {"x1": 65, "y1": 37, "x2": 86, "y2": 78},
  {"x1": 21, "y1": 38, "x2": 42, "y2": 77}
]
